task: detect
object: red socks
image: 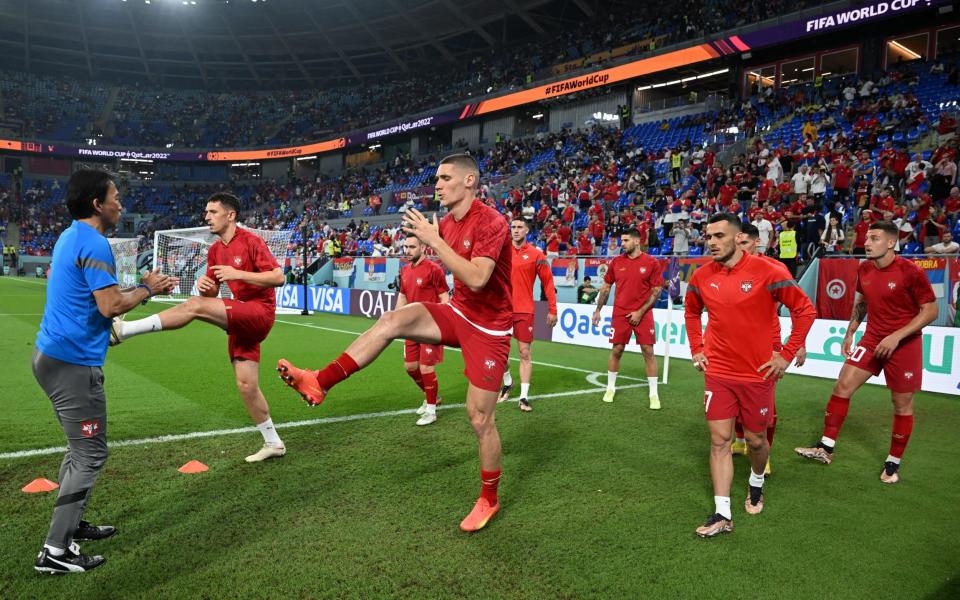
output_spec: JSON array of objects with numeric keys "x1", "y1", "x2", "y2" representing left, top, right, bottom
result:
[
  {"x1": 480, "y1": 468, "x2": 501, "y2": 505},
  {"x1": 822, "y1": 395, "x2": 851, "y2": 441},
  {"x1": 406, "y1": 368, "x2": 425, "y2": 391},
  {"x1": 421, "y1": 372, "x2": 439, "y2": 405},
  {"x1": 889, "y1": 414, "x2": 914, "y2": 460},
  {"x1": 766, "y1": 415, "x2": 777, "y2": 447},
  {"x1": 315, "y1": 352, "x2": 360, "y2": 390}
]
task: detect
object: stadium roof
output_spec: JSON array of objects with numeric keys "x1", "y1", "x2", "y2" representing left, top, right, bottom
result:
[{"x1": 0, "y1": 0, "x2": 599, "y2": 89}]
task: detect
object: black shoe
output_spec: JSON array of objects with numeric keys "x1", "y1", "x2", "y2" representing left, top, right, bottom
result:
[
  {"x1": 73, "y1": 520, "x2": 116, "y2": 542},
  {"x1": 497, "y1": 382, "x2": 513, "y2": 403},
  {"x1": 35, "y1": 544, "x2": 105, "y2": 574},
  {"x1": 519, "y1": 398, "x2": 533, "y2": 412}
]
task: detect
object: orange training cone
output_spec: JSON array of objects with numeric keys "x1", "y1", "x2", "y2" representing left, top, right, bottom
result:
[
  {"x1": 22, "y1": 478, "x2": 59, "y2": 493},
  {"x1": 178, "y1": 460, "x2": 209, "y2": 474}
]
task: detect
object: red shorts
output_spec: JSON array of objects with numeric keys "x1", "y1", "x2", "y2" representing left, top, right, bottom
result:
[
  {"x1": 704, "y1": 374, "x2": 776, "y2": 432},
  {"x1": 403, "y1": 340, "x2": 444, "y2": 366},
  {"x1": 422, "y1": 303, "x2": 510, "y2": 392},
  {"x1": 512, "y1": 313, "x2": 535, "y2": 343},
  {"x1": 845, "y1": 335, "x2": 923, "y2": 392},
  {"x1": 223, "y1": 299, "x2": 275, "y2": 363},
  {"x1": 608, "y1": 309, "x2": 655, "y2": 346}
]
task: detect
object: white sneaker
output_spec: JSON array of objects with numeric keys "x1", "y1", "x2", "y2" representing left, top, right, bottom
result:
[
  {"x1": 109, "y1": 316, "x2": 125, "y2": 346},
  {"x1": 649, "y1": 395, "x2": 661, "y2": 410},
  {"x1": 602, "y1": 389, "x2": 615, "y2": 403},
  {"x1": 416, "y1": 401, "x2": 429, "y2": 415},
  {"x1": 416, "y1": 412, "x2": 437, "y2": 426},
  {"x1": 245, "y1": 443, "x2": 286, "y2": 463}
]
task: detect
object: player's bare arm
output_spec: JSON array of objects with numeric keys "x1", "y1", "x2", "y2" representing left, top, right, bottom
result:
[
  {"x1": 873, "y1": 301, "x2": 938, "y2": 359},
  {"x1": 401, "y1": 209, "x2": 496, "y2": 292},
  {"x1": 842, "y1": 292, "x2": 868, "y2": 357},
  {"x1": 93, "y1": 269, "x2": 178, "y2": 318},
  {"x1": 210, "y1": 265, "x2": 284, "y2": 288},
  {"x1": 591, "y1": 282, "x2": 612, "y2": 327}
]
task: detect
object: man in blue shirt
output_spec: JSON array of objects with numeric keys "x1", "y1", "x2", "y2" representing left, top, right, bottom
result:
[{"x1": 32, "y1": 169, "x2": 176, "y2": 574}]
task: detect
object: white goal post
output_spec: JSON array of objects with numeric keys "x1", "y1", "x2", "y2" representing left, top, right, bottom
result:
[
  {"x1": 107, "y1": 237, "x2": 141, "y2": 289},
  {"x1": 151, "y1": 225, "x2": 293, "y2": 305}
]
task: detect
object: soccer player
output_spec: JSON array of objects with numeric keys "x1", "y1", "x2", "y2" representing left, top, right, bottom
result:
[
  {"x1": 33, "y1": 169, "x2": 177, "y2": 573},
  {"x1": 590, "y1": 228, "x2": 664, "y2": 409},
  {"x1": 795, "y1": 220, "x2": 937, "y2": 483},
  {"x1": 276, "y1": 154, "x2": 513, "y2": 532},
  {"x1": 685, "y1": 214, "x2": 815, "y2": 538},
  {"x1": 110, "y1": 192, "x2": 288, "y2": 463},
  {"x1": 396, "y1": 235, "x2": 450, "y2": 426},
  {"x1": 498, "y1": 217, "x2": 558, "y2": 411},
  {"x1": 733, "y1": 223, "x2": 808, "y2": 475}
]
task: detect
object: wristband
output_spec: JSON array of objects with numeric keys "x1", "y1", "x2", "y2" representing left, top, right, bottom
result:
[{"x1": 137, "y1": 283, "x2": 152, "y2": 305}]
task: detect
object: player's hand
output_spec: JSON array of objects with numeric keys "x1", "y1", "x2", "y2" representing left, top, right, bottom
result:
[
  {"x1": 758, "y1": 352, "x2": 789, "y2": 381},
  {"x1": 628, "y1": 310, "x2": 642, "y2": 326},
  {"x1": 140, "y1": 269, "x2": 177, "y2": 295},
  {"x1": 401, "y1": 209, "x2": 441, "y2": 248},
  {"x1": 794, "y1": 347, "x2": 807, "y2": 367},
  {"x1": 874, "y1": 333, "x2": 901, "y2": 360},
  {"x1": 591, "y1": 310, "x2": 601, "y2": 328},
  {"x1": 547, "y1": 313, "x2": 558, "y2": 328},
  {"x1": 692, "y1": 352, "x2": 708, "y2": 372},
  {"x1": 211, "y1": 265, "x2": 242, "y2": 282},
  {"x1": 197, "y1": 274, "x2": 218, "y2": 293},
  {"x1": 841, "y1": 334, "x2": 855, "y2": 358}
]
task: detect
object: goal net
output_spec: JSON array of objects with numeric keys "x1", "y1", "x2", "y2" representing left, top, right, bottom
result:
[
  {"x1": 108, "y1": 237, "x2": 141, "y2": 288},
  {"x1": 151, "y1": 225, "x2": 293, "y2": 306}
]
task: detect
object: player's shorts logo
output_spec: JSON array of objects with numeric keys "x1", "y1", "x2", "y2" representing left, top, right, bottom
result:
[
  {"x1": 826, "y1": 278, "x2": 847, "y2": 300},
  {"x1": 80, "y1": 420, "x2": 101, "y2": 437},
  {"x1": 760, "y1": 407, "x2": 769, "y2": 416},
  {"x1": 904, "y1": 371, "x2": 914, "y2": 380},
  {"x1": 425, "y1": 348, "x2": 432, "y2": 354},
  {"x1": 484, "y1": 359, "x2": 496, "y2": 371},
  {"x1": 740, "y1": 280, "x2": 753, "y2": 293}
]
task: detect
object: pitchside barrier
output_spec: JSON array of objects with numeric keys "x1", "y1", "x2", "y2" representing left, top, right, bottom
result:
[{"x1": 274, "y1": 277, "x2": 960, "y2": 397}]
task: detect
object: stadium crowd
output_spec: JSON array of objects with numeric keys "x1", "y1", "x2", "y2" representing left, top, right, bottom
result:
[{"x1": 0, "y1": 0, "x2": 820, "y2": 150}]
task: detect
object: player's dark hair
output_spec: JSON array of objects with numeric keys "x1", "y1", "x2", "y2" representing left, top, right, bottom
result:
[
  {"x1": 620, "y1": 227, "x2": 641, "y2": 239},
  {"x1": 440, "y1": 153, "x2": 480, "y2": 175},
  {"x1": 740, "y1": 222, "x2": 760, "y2": 239},
  {"x1": 65, "y1": 168, "x2": 116, "y2": 219},
  {"x1": 511, "y1": 217, "x2": 532, "y2": 229},
  {"x1": 868, "y1": 220, "x2": 899, "y2": 237},
  {"x1": 208, "y1": 192, "x2": 242, "y2": 220},
  {"x1": 707, "y1": 213, "x2": 742, "y2": 231}
]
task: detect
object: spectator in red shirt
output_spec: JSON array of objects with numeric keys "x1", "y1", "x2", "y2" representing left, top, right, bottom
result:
[
  {"x1": 589, "y1": 215, "x2": 605, "y2": 245},
  {"x1": 831, "y1": 159, "x2": 853, "y2": 205},
  {"x1": 577, "y1": 231, "x2": 594, "y2": 255}
]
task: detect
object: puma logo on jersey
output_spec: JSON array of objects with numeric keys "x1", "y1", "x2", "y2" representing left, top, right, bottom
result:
[{"x1": 710, "y1": 283, "x2": 720, "y2": 290}]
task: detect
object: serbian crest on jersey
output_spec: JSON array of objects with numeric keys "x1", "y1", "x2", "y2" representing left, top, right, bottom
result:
[
  {"x1": 740, "y1": 280, "x2": 753, "y2": 293},
  {"x1": 639, "y1": 267, "x2": 647, "y2": 274},
  {"x1": 416, "y1": 278, "x2": 423, "y2": 286},
  {"x1": 463, "y1": 239, "x2": 472, "y2": 250},
  {"x1": 888, "y1": 281, "x2": 897, "y2": 290},
  {"x1": 522, "y1": 254, "x2": 529, "y2": 261},
  {"x1": 80, "y1": 419, "x2": 101, "y2": 437},
  {"x1": 233, "y1": 256, "x2": 243, "y2": 267}
]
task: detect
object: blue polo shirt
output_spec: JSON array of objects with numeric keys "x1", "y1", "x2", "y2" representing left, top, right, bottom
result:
[{"x1": 36, "y1": 221, "x2": 118, "y2": 366}]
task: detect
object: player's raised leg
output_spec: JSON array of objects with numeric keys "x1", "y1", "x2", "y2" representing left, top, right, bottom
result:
[
  {"x1": 460, "y1": 384, "x2": 502, "y2": 532},
  {"x1": 795, "y1": 363, "x2": 872, "y2": 464},
  {"x1": 233, "y1": 358, "x2": 285, "y2": 462},
  {"x1": 278, "y1": 302, "x2": 442, "y2": 406},
  {"x1": 112, "y1": 295, "x2": 229, "y2": 343}
]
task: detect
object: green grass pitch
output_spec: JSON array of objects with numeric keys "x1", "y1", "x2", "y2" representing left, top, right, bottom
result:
[{"x1": 0, "y1": 276, "x2": 958, "y2": 599}]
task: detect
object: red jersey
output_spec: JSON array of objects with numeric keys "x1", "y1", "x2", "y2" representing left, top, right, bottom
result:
[
  {"x1": 399, "y1": 258, "x2": 448, "y2": 304},
  {"x1": 856, "y1": 257, "x2": 936, "y2": 346},
  {"x1": 685, "y1": 253, "x2": 815, "y2": 382},
  {"x1": 510, "y1": 242, "x2": 557, "y2": 315},
  {"x1": 206, "y1": 227, "x2": 278, "y2": 306},
  {"x1": 604, "y1": 252, "x2": 663, "y2": 315},
  {"x1": 439, "y1": 200, "x2": 513, "y2": 332},
  {"x1": 557, "y1": 225, "x2": 572, "y2": 244}
]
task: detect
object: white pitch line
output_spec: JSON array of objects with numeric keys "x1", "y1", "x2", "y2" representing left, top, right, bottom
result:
[
  {"x1": 0, "y1": 383, "x2": 646, "y2": 460},
  {"x1": 0, "y1": 277, "x2": 47, "y2": 286},
  {"x1": 274, "y1": 318, "x2": 646, "y2": 381}
]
